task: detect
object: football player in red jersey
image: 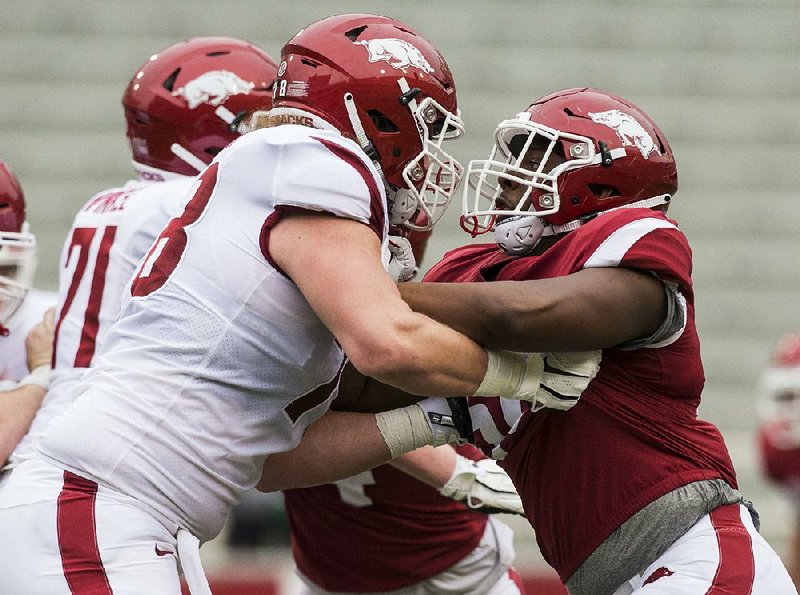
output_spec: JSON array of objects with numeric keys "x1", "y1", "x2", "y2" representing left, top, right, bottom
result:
[
  {"x1": 261, "y1": 88, "x2": 797, "y2": 594},
  {"x1": 283, "y1": 226, "x2": 525, "y2": 595},
  {"x1": 758, "y1": 332, "x2": 800, "y2": 585}
]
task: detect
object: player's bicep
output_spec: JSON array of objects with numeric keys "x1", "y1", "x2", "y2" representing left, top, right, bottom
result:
[
  {"x1": 560, "y1": 267, "x2": 668, "y2": 348},
  {"x1": 268, "y1": 211, "x2": 409, "y2": 367},
  {"x1": 401, "y1": 267, "x2": 666, "y2": 351},
  {"x1": 493, "y1": 267, "x2": 667, "y2": 350}
]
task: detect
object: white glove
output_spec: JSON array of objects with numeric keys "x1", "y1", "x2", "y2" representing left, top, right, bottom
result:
[
  {"x1": 534, "y1": 351, "x2": 602, "y2": 411},
  {"x1": 387, "y1": 235, "x2": 418, "y2": 282},
  {"x1": 440, "y1": 455, "x2": 524, "y2": 516},
  {"x1": 474, "y1": 350, "x2": 601, "y2": 411}
]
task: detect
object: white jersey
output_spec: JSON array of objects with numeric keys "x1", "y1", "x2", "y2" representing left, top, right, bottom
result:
[
  {"x1": 8, "y1": 175, "x2": 194, "y2": 468},
  {"x1": 0, "y1": 289, "x2": 58, "y2": 388},
  {"x1": 36, "y1": 125, "x2": 390, "y2": 542}
]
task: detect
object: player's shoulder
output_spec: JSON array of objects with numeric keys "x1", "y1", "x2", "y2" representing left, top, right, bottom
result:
[
  {"x1": 569, "y1": 207, "x2": 692, "y2": 279},
  {"x1": 74, "y1": 177, "x2": 192, "y2": 230},
  {"x1": 229, "y1": 125, "x2": 364, "y2": 157},
  {"x1": 230, "y1": 126, "x2": 386, "y2": 228},
  {"x1": 578, "y1": 207, "x2": 684, "y2": 244}
]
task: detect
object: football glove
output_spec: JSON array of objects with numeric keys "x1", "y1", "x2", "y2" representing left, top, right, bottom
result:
[
  {"x1": 474, "y1": 350, "x2": 601, "y2": 411},
  {"x1": 534, "y1": 351, "x2": 602, "y2": 411},
  {"x1": 439, "y1": 455, "x2": 524, "y2": 516}
]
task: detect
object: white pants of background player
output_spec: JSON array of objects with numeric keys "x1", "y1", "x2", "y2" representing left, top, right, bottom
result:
[
  {"x1": 0, "y1": 458, "x2": 211, "y2": 595},
  {"x1": 612, "y1": 503, "x2": 797, "y2": 594}
]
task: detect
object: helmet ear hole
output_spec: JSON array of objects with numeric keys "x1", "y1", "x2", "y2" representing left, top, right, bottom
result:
[
  {"x1": 588, "y1": 184, "x2": 618, "y2": 199},
  {"x1": 368, "y1": 110, "x2": 398, "y2": 133},
  {"x1": 162, "y1": 68, "x2": 181, "y2": 92},
  {"x1": 344, "y1": 26, "x2": 368, "y2": 41}
]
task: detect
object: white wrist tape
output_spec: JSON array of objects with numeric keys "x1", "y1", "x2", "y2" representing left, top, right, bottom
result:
[
  {"x1": 473, "y1": 350, "x2": 544, "y2": 400},
  {"x1": 18, "y1": 365, "x2": 52, "y2": 390},
  {"x1": 375, "y1": 404, "x2": 433, "y2": 458}
]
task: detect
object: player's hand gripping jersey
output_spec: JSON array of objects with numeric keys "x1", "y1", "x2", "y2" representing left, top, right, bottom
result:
[
  {"x1": 36, "y1": 125, "x2": 391, "y2": 542},
  {"x1": 0, "y1": 289, "x2": 56, "y2": 388},
  {"x1": 425, "y1": 207, "x2": 740, "y2": 584}
]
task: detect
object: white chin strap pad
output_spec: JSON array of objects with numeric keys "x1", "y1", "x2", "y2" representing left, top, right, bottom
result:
[
  {"x1": 389, "y1": 189, "x2": 418, "y2": 226},
  {"x1": 494, "y1": 215, "x2": 546, "y2": 256}
]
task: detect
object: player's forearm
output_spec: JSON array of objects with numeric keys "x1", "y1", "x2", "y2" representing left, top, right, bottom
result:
[
  {"x1": 398, "y1": 281, "x2": 499, "y2": 346},
  {"x1": 0, "y1": 385, "x2": 46, "y2": 466},
  {"x1": 344, "y1": 310, "x2": 489, "y2": 397},
  {"x1": 257, "y1": 410, "x2": 392, "y2": 492},
  {"x1": 388, "y1": 445, "x2": 456, "y2": 488}
]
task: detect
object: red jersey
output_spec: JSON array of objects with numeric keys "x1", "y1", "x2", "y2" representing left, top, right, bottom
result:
[
  {"x1": 425, "y1": 208, "x2": 738, "y2": 582},
  {"x1": 282, "y1": 445, "x2": 487, "y2": 592},
  {"x1": 758, "y1": 421, "x2": 800, "y2": 506}
]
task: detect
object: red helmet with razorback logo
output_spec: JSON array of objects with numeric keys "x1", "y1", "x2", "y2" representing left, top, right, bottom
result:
[
  {"x1": 462, "y1": 87, "x2": 678, "y2": 243},
  {"x1": 272, "y1": 14, "x2": 464, "y2": 231},
  {"x1": 0, "y1": 160, "x2": 36, "y2": 335},
  {"x1": 122, "y1": 36, "x2": 278, "y2": 177}
]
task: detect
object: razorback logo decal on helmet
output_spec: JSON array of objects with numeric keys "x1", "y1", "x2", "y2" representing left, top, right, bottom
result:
[
  {"x1": 173, "y1": 70, "x2": 254, "y2": 109},
  {"x1": 354, "y1": 38, "x2": 434, "y2": 73},
  {"x1": 588, "y1": 109, "x2": 658, "y2": 158}
]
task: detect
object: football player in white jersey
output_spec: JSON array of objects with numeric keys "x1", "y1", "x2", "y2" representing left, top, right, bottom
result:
[
  {"x1": 0, "y1": 159, "x2": 57, "y2": 469},
  {"x1": 0, "y1": 37, "x2": 278, "y2": 482},
  {"x1": 0, "y1": 14, "x2": 569, "y2": 595},
  {"x1": 0, "y1": 37, "x2": 278, "y2": 593},
  {"x1": 0, "y1": 160, "x2": 56, "y2": 383}
]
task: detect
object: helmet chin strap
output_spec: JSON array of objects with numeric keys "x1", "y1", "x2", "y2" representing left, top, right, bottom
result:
[
  {"x1": 168, "y1": 107, "x2": 246, "y2": 175},
  {"x1": 544, "y1": 194, "x2": 672, "y2": 236},
  {"x1": 343, "y1": 92, "x2": 382, "y2": 169},
  {"x1": 495, "y1": 194, "x2": 673, "y2": 256},
  {"x1": 169, "y1": 143, "x2": 208, "y2": 174},
  {"x1": 343, "y1": 88, "x2": 419, "y2": 227}
]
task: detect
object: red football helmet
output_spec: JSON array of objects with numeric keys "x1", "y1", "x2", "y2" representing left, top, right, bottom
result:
[
  {"x1": 122, "y1": 37, "x2": 278, "y2": 176},
  {"x1": 272, "y1": 14, "x2": 464, "y2": 231},
  {"x1": 461, "y1": 87, "x2": 678, "y2": 243},
  {"x1": 0, "y1": 160, "x2": 36, "y2": 335},
  {"x1": 757, "y1": 332, "x2": 800, "y2": 448}
]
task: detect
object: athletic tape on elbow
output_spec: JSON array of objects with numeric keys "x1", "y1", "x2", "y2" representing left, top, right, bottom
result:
[{"x1": 375, "y1": 405, "x2": 433, "y2": 458}]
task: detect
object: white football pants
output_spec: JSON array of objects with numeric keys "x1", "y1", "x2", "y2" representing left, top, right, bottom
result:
[
  {"x1": 613, "y1": 503, "x2": 797, "y2": 594},
  {"x1": 0, "y1": 459, "x2": 199, "y2": 595}
]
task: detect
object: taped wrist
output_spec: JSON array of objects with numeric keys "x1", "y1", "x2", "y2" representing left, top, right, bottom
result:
[
  {"x1": 18, "y1": 365, "x2": 52, "y2": 390},
  {"x1": 375, "y1": 405, "x2": 433, "y2": 458},
  {"x1": 473, "y1": 350, "x2": 544, "y2": 399}
]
